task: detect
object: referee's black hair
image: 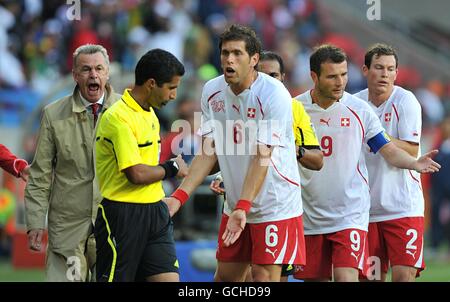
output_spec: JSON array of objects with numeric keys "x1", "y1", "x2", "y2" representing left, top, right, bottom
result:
[
  {"x1": 260, "y1": 51, "x2": 285, "y2": 74},
  {"x1": 135, "y1": 49, "x2": 185, "y2": 86}
]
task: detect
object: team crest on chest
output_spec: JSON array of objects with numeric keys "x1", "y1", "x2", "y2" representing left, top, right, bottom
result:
[
  {"x1": 247, "y1": 108, "x2": 256, "y2": 118},
  {"x1": 210, "y1": 99, "x2": 225, "y2": 113},
  {"x1": 385, "y1": 112, "x2": 391, "y2": 122},
  {"x1": 341, "y1": 117, "x2": 350, "y2": 127}
]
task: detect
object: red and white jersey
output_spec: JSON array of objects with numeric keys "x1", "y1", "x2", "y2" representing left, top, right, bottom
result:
[
  {"x1": 200, "y1": 73, "x2": 302, "y2": 223},
  {"x1": 354, "y1": 86, "x2": 424, "y2": 222},
  {"x1": 294, "y1": 91, "x2": 385, "y2": 234}
]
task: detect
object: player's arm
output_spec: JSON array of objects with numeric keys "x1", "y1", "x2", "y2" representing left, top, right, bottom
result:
[
  {"x1": 385, "y1": 136, "x2": 419, "y2": 157},
  {"x1": 177, "y1": 137, "x2": 218, "y2": 194},
  {"x1": 165, "y1": 137, "x2": 218, "y2": 216},
  {"x1": 369, "y1": 131, "x2": 440, "y2": 173},
  {"x1": 387, "y1": 92, "x2": 422, "y2": 158},
  {"x1": 222, "y1": 144, "x2": 272, "y2": 247},
  {"x1": 239, "y1": 143, "x2": 273, "y2": 203}
]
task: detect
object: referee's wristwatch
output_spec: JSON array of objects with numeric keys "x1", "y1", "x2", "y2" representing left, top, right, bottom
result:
[
  {"x1": 171, "y1": 159, "x2": 179, "y2": 170},
  {"x1": 297, "y1": 147, "x2": 306, "y2": 160}
]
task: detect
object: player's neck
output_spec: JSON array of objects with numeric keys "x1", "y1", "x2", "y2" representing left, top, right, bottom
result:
[
  {"x1": 230, "y1": 69, "x2": 258, "y2": 95},
  {"x1": 311, "y1": 89, "x2": 336, "y2": 109},
  {"x1": 369, "y1": 88, "x2": 393, "y2": 107}
]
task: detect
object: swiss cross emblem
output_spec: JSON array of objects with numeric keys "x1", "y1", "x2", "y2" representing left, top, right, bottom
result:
[
  {"x1": 247, "y1": 108, "x2": 256, "y2": 118},
  {"x1": 341, "y1": 117, "x2": 350, "y2": 127},
  {"x1": 385, "y1": 112, "x2": 391, "y2": 122}
]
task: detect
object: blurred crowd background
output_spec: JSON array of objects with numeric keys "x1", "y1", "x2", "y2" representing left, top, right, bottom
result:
[{"x1": 0, "y1": 0, "x2": 449, "y2": 266}]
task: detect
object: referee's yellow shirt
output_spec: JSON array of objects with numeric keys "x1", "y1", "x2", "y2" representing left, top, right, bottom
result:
[
  {"x1": 95, "y1": 89, "x2": 165, "y2": 203},
  {"x1": 292, "y1": 99, "x2": 320, "y2": 148}
]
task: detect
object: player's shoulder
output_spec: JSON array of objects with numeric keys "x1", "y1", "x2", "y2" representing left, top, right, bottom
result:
[
  {"x1": 203, "y1": 75, "x2": 227, "y2": 94},
  {"x1": 341, "y1": 92, "x2": 374, "y2": 112},
  {"x1": 293, "y1": 90, "x2": 312, "y2": 105},
  {"x1": 353, "y1": 88, "x2": 369, "y2": 102},
  {"x1": 391, "y1": 85, "x2": 420, "y2": 106},
  {"x1": 254, "y1": 72, "x2": 288, "y2": 96}
]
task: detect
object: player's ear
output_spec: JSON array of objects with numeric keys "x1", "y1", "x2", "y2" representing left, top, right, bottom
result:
[
  {"x1": 250, "y1": 53, "x2": 259, "y2": 69},
  {"x1": 310, "y1": 71, "x2": 319, "y2": 85},
  {"x1": 362, "y1": 65, "x2": 369, "y2": 77}
]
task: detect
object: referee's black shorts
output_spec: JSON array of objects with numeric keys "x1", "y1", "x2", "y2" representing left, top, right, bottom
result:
[{"x1": 94, "y1": 199, "x2": 178, "y2": 282}]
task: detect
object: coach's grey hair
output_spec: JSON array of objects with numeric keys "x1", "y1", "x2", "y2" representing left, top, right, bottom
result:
[{"x1": 73, "y1": 44, "x2": 110, "y2": 69}]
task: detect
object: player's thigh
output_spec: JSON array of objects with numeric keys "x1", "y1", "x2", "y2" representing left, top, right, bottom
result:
[
  {"x1": 251, "y1": 264, "x2": 282, "y2": 282},
  {"x1": 329, "y1": 229, "x2": 367, "y2": 272},
  {"x1": 333, "y1": 267, "x2": 359, "y2": 282},
  {"x1": 250, "y1": 216, "x2": 306, "y2": 265},
  {"x1": 382, "y1": 217, "x2": 425, "y2": 276},
  {"x1": 391, "y1": 265, "x2": 417, "y2": 282},
  {"x1": 215, "y1": 261, "x2": 250, "y2": 282},
  {"x1": 216, "y1": 214, "x2": 252, "y2": 263},
  {"x1": 293, "y1": 234, "x2": 332, "y2": 281},
  {"x1": 361, "y1": 222, "x2": 389, "y2": 281}
]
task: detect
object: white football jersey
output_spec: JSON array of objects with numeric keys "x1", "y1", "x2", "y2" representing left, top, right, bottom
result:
[
  {"x1": 200, "y1": 73, "x2": 302, "y2": 223},
  {"x1": 294, "y1": 91, "x2": 385, "y2": 234},
  {"x1": 354, "y1": 86, "x2": 424, "y2": 222}
]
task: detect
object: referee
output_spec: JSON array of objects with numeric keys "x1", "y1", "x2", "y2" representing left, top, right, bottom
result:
[{"x1": 94, "y1": 49, "x2": 188, "y2": 282}]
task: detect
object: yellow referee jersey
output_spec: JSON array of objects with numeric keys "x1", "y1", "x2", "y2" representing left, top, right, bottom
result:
[
  {"x1": 95, "y1": 89, "x2": 165, "y2": 203},
  {"x1": 292, "y1": 98, "x2": 320, "y2": 148}
]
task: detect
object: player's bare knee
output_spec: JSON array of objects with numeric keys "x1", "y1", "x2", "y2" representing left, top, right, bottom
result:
[
  {"x1": 251, "y1": 266, "x2": 272, "y2": 282},
  {"x1": 392, "y1": 266, "x2": 416, "y2": 282}
]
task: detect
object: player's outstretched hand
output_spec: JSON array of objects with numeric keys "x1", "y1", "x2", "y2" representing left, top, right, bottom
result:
[
  {"x1": 163, "y1": 197, "x2": 182, "y2": 217},
  {"x1": 222, "y1": 209, "x2": 246, "y2": 247},
  {"x1": 414, "y1": 150, "x2": 441, "y2": 173}
]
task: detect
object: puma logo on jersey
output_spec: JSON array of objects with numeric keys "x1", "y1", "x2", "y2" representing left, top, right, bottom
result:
[
  {"x1": 265, "y1": 248, "x2": 277, "y2": 258},
  {"x1": 350, "y1": 252, "x2": 359, "y2": 261},
  {"x1": 406, "y1": 250, "x2": 417, "y2": 259},
  {"x1": 320, "y1": 118, "x2": 331, "y2": 126}
]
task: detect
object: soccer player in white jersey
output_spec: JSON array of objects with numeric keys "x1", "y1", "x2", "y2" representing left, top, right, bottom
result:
[
  {"x1": 354, "y1": 44, "x2": 426, "y2": 281},
  {"x1": 292, "y1": 45, "x2": 440, "y2": 282},
  {"x1": 164, "y1": 24, "x2": 305, "y2": 282},
  {"x1": 210, "y1": 50, "x2": 323, "y2": 282}
]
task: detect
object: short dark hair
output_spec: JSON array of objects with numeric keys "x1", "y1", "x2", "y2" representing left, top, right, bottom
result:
[
  {"x1": 135, "y1": 48, "x2": 185, "y2": 86},
  {"x1": 364, "y1": 43, "x2": 398, "y2": 68},
  {"x1": 260, "y1": 50, "x2": 285, "y2": 74},
  {"x1": 310, "y1": 44, "x2": 347, "y2": 77},
  {"x1": 219, "y1": 24, "x2": 262, "y2": 57}
]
